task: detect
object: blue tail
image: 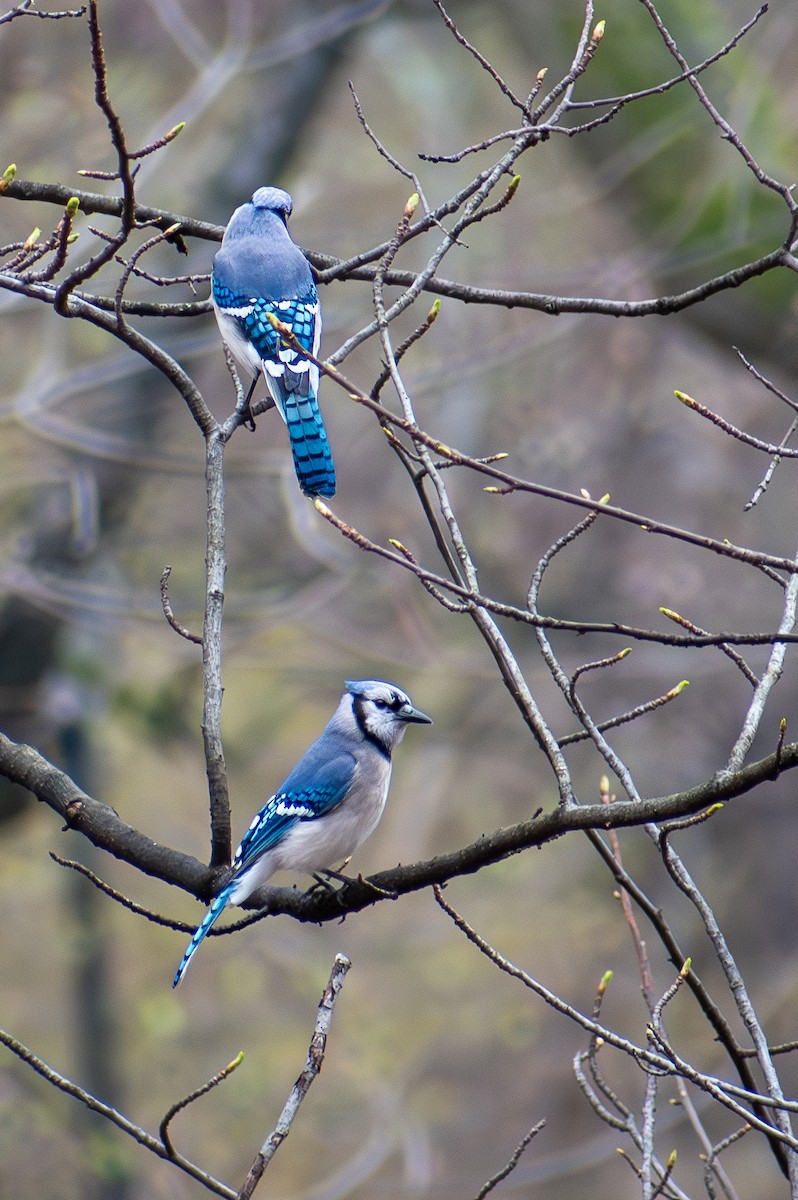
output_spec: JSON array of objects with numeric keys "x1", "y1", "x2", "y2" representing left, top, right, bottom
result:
[
  {"x1": 172, "y1": 885, "x2": 233, "y2": 988},
  {"x1": 282, "y1": 387, "x2": 336, "y2": 498}
]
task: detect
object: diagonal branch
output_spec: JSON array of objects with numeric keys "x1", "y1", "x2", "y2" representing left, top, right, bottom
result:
[
  {"x1": 3, "y1": 180, "x2": 794, "y2": 319},
  {"x1": 237, "y1": 954, "x2": 352, "y2": 1200},
  {"x1": 0, "y1": 1028, "x2": 236, "y2": 1198},
  {"x1": 3, "y1": 729, "x2": 798, "y2": 921}
]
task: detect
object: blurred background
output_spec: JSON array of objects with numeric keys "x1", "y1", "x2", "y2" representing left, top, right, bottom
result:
[{"x1": 2, "y1": 1, "x2": 798, "y2": 1196}]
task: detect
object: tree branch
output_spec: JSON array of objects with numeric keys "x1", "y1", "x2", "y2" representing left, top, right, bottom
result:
[
  {"x1": 0, "y1": 1027, "x2": 236, "y2": 1198},
  {"x1": 2, "y1": 729, "x2": 797, "y2": 920}
]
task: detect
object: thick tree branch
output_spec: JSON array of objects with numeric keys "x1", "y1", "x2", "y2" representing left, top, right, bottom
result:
[
  {"x1": 1, "y1": 177, "x2": 223, "y2": 240},
  {"x1": 1, "y1": 729, "x2": 796, "y2": 921},
  {"x1": 0, "y1": 731, "x2": 214, "y2": 895},
  {"x1": 202, "y1": 430, "x2": 232, "y2": 868},
  {"x1": 2, "y1": 178, "x2": 793, "y2": 319}
]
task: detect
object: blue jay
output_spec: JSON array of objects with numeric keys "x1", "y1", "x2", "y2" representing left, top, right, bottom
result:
[
  {"x1": 212, "y1": 186, "x2": 336, "y2": 498},
  {"x1": 172, "y1": 680, "x2": 431, "y2": 986}
]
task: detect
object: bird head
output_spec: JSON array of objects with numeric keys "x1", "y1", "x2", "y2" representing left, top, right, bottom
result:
[
  {"x1": 249, "y1": 186, "x2": 293, "y2": 223},
  {"x1": 345, "y1": 679, "x2": 432, "y2": 755}
]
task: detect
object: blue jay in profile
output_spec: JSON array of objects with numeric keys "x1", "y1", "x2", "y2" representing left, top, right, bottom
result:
[
  {"x1": 172, "y1": 680, "x2": 431, "y2": 986},
  {"x1": 212, "y1": 186, "x2": 336, "y2": 498}
]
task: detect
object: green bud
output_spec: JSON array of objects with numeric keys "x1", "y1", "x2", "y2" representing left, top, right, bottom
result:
[{"x1": 404, "y1": 192, "x2": 419, "y2": 219}]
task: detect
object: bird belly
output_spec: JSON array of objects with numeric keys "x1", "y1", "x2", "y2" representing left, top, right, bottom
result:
[{"x1": 272, "y1": 774, "x2": 391, "y2": 875}]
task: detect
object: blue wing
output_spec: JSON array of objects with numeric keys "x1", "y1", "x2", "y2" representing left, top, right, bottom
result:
[
  {"x1": 234, "y1": 751, "x2": 356, "y2": 873},
  {"x1": 212, "y1": 277, "x2": 335, "y2": 498},
  {"x1": 172, "y1": 748, "x2": 355, "y2": 987}
]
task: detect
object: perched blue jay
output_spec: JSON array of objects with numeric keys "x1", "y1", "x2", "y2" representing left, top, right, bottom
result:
[
  {"x1": 212, "y1": 186, "x2": 336, "y2": 498},
  {"x1": 172, "y1": 680, "x2": 431, "y2": 986}
]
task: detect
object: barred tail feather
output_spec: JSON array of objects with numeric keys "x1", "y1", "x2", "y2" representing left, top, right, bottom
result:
[
  {"x1": 172, "y1": 886, "x2": 233, "y2": 988},
  {"x1": 265, "y1": 367, "x2": 336, "y2": 498},
  {"x1": 283, "y1": 391, "x2": 336, "y2": 497}
]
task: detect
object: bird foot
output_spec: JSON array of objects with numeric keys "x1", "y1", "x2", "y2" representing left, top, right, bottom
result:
[
  {"x1": 237, "y1": 375, "x2": 259, "y2": 429},
  {"x1": 308, "y1": 865, "x2": 353, "y2": 891},
  {"x1": 305, "y1": 869, "x2": 397, "y2": 903},
  {"x1": 307, "y1": 872, "x2": 337, "y2": 896}
]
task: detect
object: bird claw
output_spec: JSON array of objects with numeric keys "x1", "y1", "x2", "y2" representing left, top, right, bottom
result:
[
  {"x1": 305, "y1": 868, "x2": 397, "y2": 904},
  {"x1": 236, "y1": 375, "x2": 259, "y2": 429},
  {"x1": 307, "y1": 871, "x2": 339, "y2": 895},
  {"x1": 314, "y1": 864, "x2": 353, "y2": 887}
]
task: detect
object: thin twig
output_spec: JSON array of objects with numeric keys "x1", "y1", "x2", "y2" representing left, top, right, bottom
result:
[
  {"x1": 705, "y1": 1125, "x2": 750, "y2": 1200},
  {"x1": 569, "y1": 647, "x2": 631, "y2": 696},
  {"x1": 0, "y1": 0, "x2": 85, "y2": 23},
  {"x1": 237, "y1": 954, "x2": 352, "y2": 1200},
  {"x1": 601, "y1": 779, "x2": 655, "y2": 1006},
  {"x1": 348, "y1": 83, "x2": 430, "y2": 213},
  {"x1": 565, "y1": 4, "x2": 769, "y2": 116},
  {"x1": 367, "y1": 185, "x2": 574, "y2": 802},
  {"x1": 559, "y1": 680, "x2": 689, "y2": 746},
  {"x1": 160, "y1": 1053, "x2": 245, "y2": 1158},
  {"x1": 0, "y1": 1028, "x2": 236, "y2": 1197},
  {"x1": 114, "y1": 222, "x2": 183, "y2": 317},
  {"x1": 49, "y1": 851, "x2": 195, "y2": 930},
  {"x1": 675, "y1": 390, "x2": 798, "y2": 458},
  {"x1": 371, "y1": 298, "x2": 441, "y2": 399},
  {"x1": 431, "y1": 0, "x2": 525, "y2": 113},
  {"x1": 658, "y1": 828, "x2": 798, "y2": 1176},
  {"x1": 54, "y1": 0, "x2": 137, "y2": 315},
  {"x1": 639, "y1": 0, "x2": 795, "y2": 213},
  {"x1": 744, "y1": 418, "x2": 798, "y2": 511},
  {"x1": 725, "y1": 544, "x2": 798, "y2": 773},
  {"x1": 473, "y1": 1121, "x2": 546, "y2": 1200},
  {"x1": 50, "y1": 850, "x2": 272, "y2": 936},
  {"x1": 20, "y1": 197, "x2": 80, "y2": 284},
  {"x1": 160, "y1": 565, "x2": 202, "y2": 645},
  {"x1": 433, "y1": 885, "x2": 798, "y2": 1144},
  {"x1": 253, "y1": 326, "x2": 798, "y2": 640},
  {"x1": 660, "y1": 607, "x2": 759, "y2": 685},
  {"x1": 734, "y1": 346, "x2": 798, "y2": 414}
]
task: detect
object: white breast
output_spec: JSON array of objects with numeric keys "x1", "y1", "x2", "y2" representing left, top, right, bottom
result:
[
  {"x1": 225, "y1": 756, "x2": 393, "y2": 907},
  {"x1": 270, "y1": 756, "x2": 393, "y2": 875}
]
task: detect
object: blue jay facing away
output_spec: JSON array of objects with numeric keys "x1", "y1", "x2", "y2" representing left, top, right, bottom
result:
[
  {"x1": 211, "y1": 186, "x2": 336, "y2": 498},
  {"x1": 172, "y1": 680, "x2": 431, "y2": 986}
]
